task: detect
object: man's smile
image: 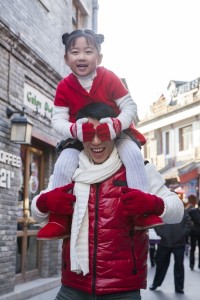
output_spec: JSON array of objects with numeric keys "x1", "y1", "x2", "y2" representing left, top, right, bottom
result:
[{"x1": 91, "y1": 147, "x2": 105, "y2": 153}]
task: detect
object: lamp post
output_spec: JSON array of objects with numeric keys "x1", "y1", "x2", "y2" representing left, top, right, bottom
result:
[{"x1": 6, "y1": 107, "x2": 33, "y2": 144}]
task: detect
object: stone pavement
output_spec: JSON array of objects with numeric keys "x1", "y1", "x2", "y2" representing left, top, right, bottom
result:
[
  {"x1": 141, "y1": 254, "x2": 200, "y2": 300},
  {"x1": 1, "y1": 253, "x2": 199, "y2": 300},
  {"x1": 0, "y1": 277, "x2": 60, "y2": 300},
  {"x1": 27, "y1": 254, "x2": 200, "y2": 300},
  {"x1": 26, "y1": 285, "x2": 60, "y2": 300}
]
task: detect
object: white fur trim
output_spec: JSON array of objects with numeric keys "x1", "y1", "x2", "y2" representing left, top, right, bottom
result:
[
  {"x1": 99, "y1": 117, "x2": 117, "y2": 139},
  {"x1": 76, "y1": 118, "x2": 88, "y2": 142}
]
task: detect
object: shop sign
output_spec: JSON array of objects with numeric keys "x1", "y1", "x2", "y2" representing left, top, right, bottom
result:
[
  {"x1": 23, "y1": 83, "x2": 53, "y2": 119},
  {"x1": 0, "y1": 150, "x2": 21, "y2": 189},
  {"x1": 173, "y1": 78, "x2": 199, "y2": 97}
]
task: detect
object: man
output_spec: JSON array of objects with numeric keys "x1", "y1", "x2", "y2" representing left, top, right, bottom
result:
[
  {"x1": 188, "y1": 200, "x2": 200, "y2": 270},
  {"x1": 149, "y1": 210, "x2": 191, "y2": 294},
  {"x1": 31, "y1": 103, "x2": 184, "y2": 300},
  {"x1": 185, "y1": 194, "x2": 197, "y2": 255}
]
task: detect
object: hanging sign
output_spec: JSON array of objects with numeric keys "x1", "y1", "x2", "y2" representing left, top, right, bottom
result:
[{"x1": 23, "y1": 83, "x2": 53, "y2": 119}]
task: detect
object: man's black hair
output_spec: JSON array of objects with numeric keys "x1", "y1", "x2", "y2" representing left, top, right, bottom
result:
[{"x1": 76, "y1": 102, "x2": 117, "y2": 120}]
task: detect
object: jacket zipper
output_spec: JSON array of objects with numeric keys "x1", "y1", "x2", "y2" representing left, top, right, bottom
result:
[
  {"x1": 92, "y1": 183, "x2": 100, "y2": 296},
  {"x1": 129, "y1": 227, "x2": 137, "y2": 275}
]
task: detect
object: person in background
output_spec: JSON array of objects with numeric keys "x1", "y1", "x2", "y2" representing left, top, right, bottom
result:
[
  {"x1": 149, "y1": 209, "x2": 192, "y2": 294},
  {"x1": 188, "y1": 199, "x2": 200, "y2": 270},
  {"x1": 184, "y1": 194, "x2": 197, "y2": 256},
  {"x1": 185, "y1": 194, "x2": 197, "y2": 211},
  {"x1": 148, "y1": 228, "x2": 160, "y2": 267},
  {"x1": 32, "y1": 103, "x2": 184, "y2": 300}
]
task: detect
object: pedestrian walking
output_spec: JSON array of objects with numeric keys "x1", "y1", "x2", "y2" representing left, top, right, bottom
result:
[
  {"x1": 185, "y1": 194, "x2": 197, "y2": 256},
  {"x1": 149, "y1": 210, "x2": 192, "y2": 294},
  {"x1": 188, "y1": 200, "x2": 200, "y2": 270},
  {"x1": 148, "y1": 228, "x2": 160, "y2": 267}
]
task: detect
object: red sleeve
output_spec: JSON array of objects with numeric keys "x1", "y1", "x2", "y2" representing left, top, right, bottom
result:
[
  {"x1": 106, "y1": 69, "x2": 128, "y2": 99},
  {"x1": 54, "y1": 79, "x2": 69, "y2": 107}
]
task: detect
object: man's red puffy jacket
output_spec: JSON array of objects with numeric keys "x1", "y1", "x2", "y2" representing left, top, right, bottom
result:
[{"x1": 61, "y1": 166, "x2": 148, "y2": 295}]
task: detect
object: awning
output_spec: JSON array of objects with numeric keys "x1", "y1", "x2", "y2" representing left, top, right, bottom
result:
[
  {"x1": 160, "y1": 167, "x2": 179, "y2": 180},
  {"x1": 178, "y1": 162, "x2": 200, "y2": 183},
  {"x1": 159, "y1": 160, "x2": 193, "y2": 181}
]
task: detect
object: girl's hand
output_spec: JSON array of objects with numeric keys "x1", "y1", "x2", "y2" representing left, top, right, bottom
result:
[
  {"x1": 97, "y1": 117, "x2": 122, "y2": 141},
  {"x1": 70, "y1": 118, "x2": 95, "y2": 142}
]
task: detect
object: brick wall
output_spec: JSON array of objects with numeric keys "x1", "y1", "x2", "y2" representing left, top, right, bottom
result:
[
  {"x1": 0, "y1": 0, "x2": 72, "y2": 78},
  {"x1": 0, "y1": 27, "x2": 61, "y2": 294},
  {"x1": 0, "y1": 0, "x2": 96, "y2": 295}
]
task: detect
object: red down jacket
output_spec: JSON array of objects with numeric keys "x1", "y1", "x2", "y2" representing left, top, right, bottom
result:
[{"x1": 61, "y1": 166, "x2": 148, "y2": 295}]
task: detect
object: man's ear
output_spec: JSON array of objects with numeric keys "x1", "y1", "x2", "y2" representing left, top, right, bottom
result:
[
  {"x1": 97, "y1": 54, "x2": 103, "y2": 65},
  {"x1": 64, "y1": 54, "x2": 69, "y2": 66}
]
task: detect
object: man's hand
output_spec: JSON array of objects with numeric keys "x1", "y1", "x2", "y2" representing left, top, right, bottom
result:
[
  {"x1": 36, "y1": 183, "x2": 76, "y2": 215},
  {"x1": 121, "y1": 187, "x2": 164, "y2": 216}
]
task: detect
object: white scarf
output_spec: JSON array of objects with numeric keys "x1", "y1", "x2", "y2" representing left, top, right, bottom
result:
[{"x1": 70, "y1": 146, "x2": 122, "y2": 275}]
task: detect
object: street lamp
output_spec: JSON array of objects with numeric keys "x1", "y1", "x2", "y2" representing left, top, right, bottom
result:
[{"x1": 6, "y1": 107, "x2": 33, "y2": 144}]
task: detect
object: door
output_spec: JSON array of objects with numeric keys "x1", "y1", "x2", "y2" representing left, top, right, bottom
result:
[{"x1": 16, "y1": 145, "x2": 44, "y2": 282}]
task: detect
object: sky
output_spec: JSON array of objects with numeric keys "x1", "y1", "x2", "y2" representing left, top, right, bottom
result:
[{"x1": 98, "y1": 0, "x2": 200, "y2": 118}]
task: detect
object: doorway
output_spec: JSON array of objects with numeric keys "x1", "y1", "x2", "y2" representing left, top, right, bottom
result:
[{"x1": 16, "y1": 145, "x2": 44, "y2": 282}]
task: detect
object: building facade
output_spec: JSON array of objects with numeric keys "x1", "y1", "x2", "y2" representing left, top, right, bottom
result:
[
  {"x1": 0, "y1": 0, "x2": 98, "y2": 295},
  {"x1": 138, "y1": 78, "x2": 200, "y2": 202}
]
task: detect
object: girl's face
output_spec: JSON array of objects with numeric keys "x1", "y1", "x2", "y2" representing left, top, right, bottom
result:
[{"x1": 64, "y1": 36, "x2": 103, "y2": 77}]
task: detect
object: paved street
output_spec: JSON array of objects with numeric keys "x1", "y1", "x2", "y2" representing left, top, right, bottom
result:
[
  {"x1": 141, "y1": 254, "x2": 200, "y2": 300},
  {"x1": 28, "y1": 254, "x2": 200, "y2": 300},
  {"x1": 27, "y1": 286, "x2": 60, "y2": 300}
]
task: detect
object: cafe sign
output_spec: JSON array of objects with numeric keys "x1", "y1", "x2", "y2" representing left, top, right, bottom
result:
[
  {"x1": 24, "y1": 83, "x2": 53, "y2": 119},
  {"x1": 0, "y1": 150, "x2": 21, "y2": 189}
]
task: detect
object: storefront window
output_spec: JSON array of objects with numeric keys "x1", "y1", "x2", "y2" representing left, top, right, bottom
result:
[
  {"x1": 25, "y1": 236, "x2": 38, "y2": 271},
  {"x1": 179, "y1": 125, "x2": 193, "y2": 151},
  {"x1": 28, "y1": 151, "x2": 41, "y2": 216}
]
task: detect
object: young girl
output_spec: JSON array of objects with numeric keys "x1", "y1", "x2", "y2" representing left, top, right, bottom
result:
[{"x1": 38, "y1": 29, "x2": 161, "y2": 239}]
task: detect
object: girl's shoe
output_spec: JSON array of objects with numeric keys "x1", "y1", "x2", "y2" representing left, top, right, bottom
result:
[
  {"x1": 37, "y1": 212, "x2": 71, "y2": 240},
  {"x1": 134, "y1": 215, "x2": 163, "y2": 230}
]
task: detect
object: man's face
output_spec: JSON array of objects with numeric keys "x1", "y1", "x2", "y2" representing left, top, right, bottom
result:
[{"x1": 83, "y1": 118, "x2": 115, "y2": 164}]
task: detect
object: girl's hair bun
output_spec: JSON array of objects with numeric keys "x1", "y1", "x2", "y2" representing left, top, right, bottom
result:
[
  {"x1": 96, "y1": 34, "x2": 104, "y2": 44},
  {"x1": 62, "y1": 33, "x2": 70, "y2": 45}
]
